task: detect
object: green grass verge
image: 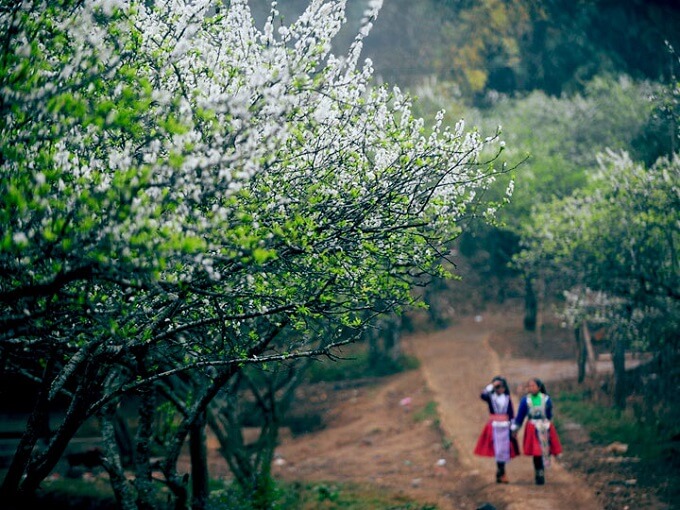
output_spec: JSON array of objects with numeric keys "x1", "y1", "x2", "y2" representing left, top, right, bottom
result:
[
  {"x1": 29, "y1": 476, "x2": 439, "y2": 510},
  {"x1": 556, "y1": 388, "x2": 667, "y2": 459},
  {"x1": 413, "y1": 400, "x2": 438, "y2": 424},
  {"x1": 33, "y1": 476, "x2": 117, "y2": 509},
  {"x1": 555, "y1": 386, "x2": 680, "y2": 507},
  {"x1": 209, "y1": 480, "x2": 438, "y2": 510}
]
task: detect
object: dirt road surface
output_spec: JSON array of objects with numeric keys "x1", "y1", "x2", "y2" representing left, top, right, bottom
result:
[
  {"x1": 408, "y1": 314, "x2": 603, "y2": 510},
  {"x1": 272, "y1": 311, "x2": 609, "y2": 510}
]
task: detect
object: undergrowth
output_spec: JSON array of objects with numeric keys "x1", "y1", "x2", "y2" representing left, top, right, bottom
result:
[
  {"x1": 210, "y1": 480, "x2": 437, "y2": 510},
  {"x1": 553, "y1": 378, "x2": 680, "y2": 508},
  {"x1": 31, "y1": 477, "x2": 437, "y2": 510}
]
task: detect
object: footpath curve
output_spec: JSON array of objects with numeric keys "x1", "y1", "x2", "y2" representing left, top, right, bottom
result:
[{"x1": 407, "y1": 314, "x2": 603, "y2": 510}]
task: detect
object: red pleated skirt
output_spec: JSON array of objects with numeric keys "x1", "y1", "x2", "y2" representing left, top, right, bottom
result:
[
  {"x1": 522, "y1": 420, "x2": 563, "y2": 456},
  {"x1": 474, "y1": 415, "x2": 520, "y2": 458}
]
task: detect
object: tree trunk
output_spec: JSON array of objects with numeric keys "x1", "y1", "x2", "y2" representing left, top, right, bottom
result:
[
  {"x1": 366, "y1": 323, "x2": 380, "y2": 370},
  {"x1": 524, "y1": 275, "x2": 537, "y2": 331},
  {"x1": 367, "y1": 313, "x2": 403, "y2": 370},
  {"x1": 534, "y1": 276, "x2": 548, "y2": 346},
  {"x1": 0, "y1": 358, "x2": 56, "y2": 504},
  {"x1": 190, "y1": 411, "x2": 209, "y2": 510},
  {"x1": 18, "y1": 374, "x2": 94, "y2": 497},
  {"x1": 383, "y1": 313, "x2": 402, "y2": 362},
  {"x1": 0, "y1": 406, "x2": 44, "y2": 504},
  {"x1": 582, "y1": 321, "x2": 598, "y2": 377},
  {"x1": 100, "y1": 403, "x2": 137, "y2": 510},
  {"x1": 114, "y1": 413, "x2": 134, "y2": 468},
  {"x1": 424, "y1": 276, "x2": 449, "y2": 329},
  {"x1": 133, "y1": 385, "x2": 156, "y2": 510},
  {"x1": 612, "y1": 330, "x2": 627, "y2": 409},
  {"x1": 575, "y1": 326, "x2": 586, "y2": 383},
  {"x1": 251, "y1": 423, "x2": 278, "y2": 510}
]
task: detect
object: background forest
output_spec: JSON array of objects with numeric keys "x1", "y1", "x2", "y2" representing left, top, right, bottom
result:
[
  {"x1": 254, "y1": 0, "x2": 680, "y2": 445},
  {"x1": 1, "y1": 0, "x2": 678, "y2": 509},
  {"x1": 369, "y1": 0, "x2": 680, "y2": 407}
]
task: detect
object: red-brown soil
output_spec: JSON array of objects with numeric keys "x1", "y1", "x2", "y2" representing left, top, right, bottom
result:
[
  {"x1": 263, "y1": 306, "x2": 673, "y2": 510},
  {"x1": 14, "y1": 303, "x2": 672, "y2": 509}
]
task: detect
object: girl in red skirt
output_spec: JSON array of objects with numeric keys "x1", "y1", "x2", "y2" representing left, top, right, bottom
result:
[
  {"x1": 473, "y1": 376, "x2": 520, "y2": 483},
  {"x1": 511, "y1": 377, "x2": 563, "y2": 485}
]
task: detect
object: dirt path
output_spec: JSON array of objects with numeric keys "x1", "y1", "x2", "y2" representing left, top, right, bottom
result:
[
  {"x1": 272, "y1": 310, "x2": 609, "y2": 509},
  {"x1": 408, "y1": 314, "x2": 603, "y2": 510}
]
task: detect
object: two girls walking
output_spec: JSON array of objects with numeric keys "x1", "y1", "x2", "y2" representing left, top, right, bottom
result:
[{"x1": 474, "y1": 376, "x2": 562, "y2": 485}]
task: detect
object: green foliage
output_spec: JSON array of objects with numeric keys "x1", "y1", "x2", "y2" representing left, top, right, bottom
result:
[
  {"x1": 517, "y1": 151, "x2": 680, "y2": 351},
  {"x1": 418, "y1": 74, "x2": 667, "y2": 250},
  {"x1": 556, "y1": 383, "x2": 680, "y2": 505},
  {"x1": 426, "y1": 0, "x2": 680, "y2": 102},
  {"x1": 556, "y1": 380, "x2": 680, "y2": 510},
  {"x1": 558, "y1": 389, "x2": 660, "y2": 455},
  {"x1": 248, "y1": 0, "x2": 680, "y2": 103},
  {"x1": 439, "y1": 0, "x2": 537, "y2": 96},
  {"x1": 209, "y1": 480, "x2": 436, "y2": 510},
  {"x1": 475, "y1": 76, "x2": 662, "y2": 230},
  {"x1": 32, "y1": 477, "x2": 437, "y2": 510},
  {"x1": 1, "y1": 1, "x2": 508, "y2": 505},
  {"x1": 413, "y1": 400, "x2": 438, "y2": 424},
  {"x1": 415, "y1": 74, "x2": 667, "y2": 301},
  {"x1": 33, "y1": 477, "x2": 117, "y2": 510},
  {"x1": 441, "y1": 437, "x2": 452, "y2": 451}
]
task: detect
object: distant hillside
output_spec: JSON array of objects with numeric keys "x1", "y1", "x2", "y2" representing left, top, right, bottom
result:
[{"x1": 247, "y1": 0, "x2": 680, "y2": 102}]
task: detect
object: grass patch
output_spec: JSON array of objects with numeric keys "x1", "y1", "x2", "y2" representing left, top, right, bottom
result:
[
  {"x1": 33, "y1": 476, "x2": 117, "y2": 510},
  {"x1": 285, "y1": 411, "x2": 325, "y2": 436},
  {"x1": 555, "y1": 381, "x2": 680, "y2": 507},
  {"x1": 210, "y1": 480, "x2": 437, "y2": 510},
  {"x1": 29, "y1": 477, "x2": 438, "y2": 510},
  {"x1": 413, "y1": 400, "x2": 438, "y2": 424},
  {"x1": 556, "y1": 388, "x2": 665, "y2": 459}
]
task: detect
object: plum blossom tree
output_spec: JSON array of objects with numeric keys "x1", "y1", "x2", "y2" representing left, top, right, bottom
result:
[
  {"x1": 516, "y1": 150, "x2": 680, "y2": 408},
  {"x1": 0, "y1": 0, "x2": 508, "y2": 507}
]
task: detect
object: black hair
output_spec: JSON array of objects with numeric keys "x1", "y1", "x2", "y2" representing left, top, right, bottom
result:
[
  {"x1": 492, "y1": 375, "x2": 510, "y2": 395},
  {"x1": 532, "y1": 377, "x2": 547, "y2": 394}
]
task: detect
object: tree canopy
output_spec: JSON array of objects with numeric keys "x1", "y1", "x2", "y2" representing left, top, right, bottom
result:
[
  {"x1": 0, "y1": 0, "x2": 508, "y2": 507},
  {"x1": 515, "y1": 149, "x2": 680, "y2": 405}
]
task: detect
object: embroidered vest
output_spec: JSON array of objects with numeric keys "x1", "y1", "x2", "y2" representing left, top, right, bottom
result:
[{"x1": 527, "y1": 393, "x2": 548, "y2": 420}]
